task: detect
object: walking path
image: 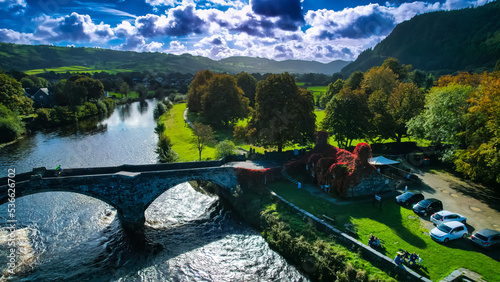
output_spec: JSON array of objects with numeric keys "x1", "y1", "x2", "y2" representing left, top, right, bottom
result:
[{"x1": 183, "y1": 107, "x2": 194, "y2": 129}]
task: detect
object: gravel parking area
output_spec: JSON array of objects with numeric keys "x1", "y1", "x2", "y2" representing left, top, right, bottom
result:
[{"x1": 409, "y1": 168, "x2": 500, "y2": 234}]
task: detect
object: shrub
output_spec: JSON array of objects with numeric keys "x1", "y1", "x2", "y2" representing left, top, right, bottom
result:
[
  {"x1": 35, "y1": 108, "x2": 51, "y2": 125},
  {"x1": 153, "y1": 102, "x2": 167, "y2": 120},
  {"x1": 96, "y1": 100, "x2": 108, "y2": 115},
  {"x1": 215, "y1": 140, "x2": 237, "y2": 159},
  {"x1": 77, "y1": 102, "x2": 99, "y2": 118},
  {"x1": 162, "y1": 98, "x2": 173, "y2": 109},
  {"x1": 155, "y1": 132, "x2": 178, "y2": 163},
  {"x1": 154, "y1": 121, "x2": 165, "y2": 135},
  {"x1": 103, "y1": 98, "x2": 115, "y2": 113}
]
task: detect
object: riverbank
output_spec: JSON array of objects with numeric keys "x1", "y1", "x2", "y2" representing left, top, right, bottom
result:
[{"x1": 212, "y1": 169, "x2": 397, "y2": 282}]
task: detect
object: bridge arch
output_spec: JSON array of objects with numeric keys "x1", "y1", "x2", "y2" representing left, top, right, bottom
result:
[{"x1": 1, "y1": 166, "x2": 239, "y2": 241}]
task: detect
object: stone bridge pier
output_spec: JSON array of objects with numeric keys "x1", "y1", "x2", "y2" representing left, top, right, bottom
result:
[{"x1": 0, "y1": 166, "x2": 239, "y2": 247}]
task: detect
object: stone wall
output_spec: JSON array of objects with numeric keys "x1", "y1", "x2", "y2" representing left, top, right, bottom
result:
[
  {"x1": 348, "y1": 174, "x2": 391, "y2": 197},
  {"x1": 268, "y1": 190, "x2": 432, "y2": 282}
]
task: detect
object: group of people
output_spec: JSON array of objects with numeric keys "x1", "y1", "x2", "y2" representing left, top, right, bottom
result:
[
  {"x1": 368, "y1": 234, "x2": 382, "y2": 247},
  {"x1": 394, "y1": 249, "x2": 421, "y2": 267}
]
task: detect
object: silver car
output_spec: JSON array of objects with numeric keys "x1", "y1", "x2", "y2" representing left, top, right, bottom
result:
[{"x1": 430, "y1": 210, "x2": 467, "y2": 225}]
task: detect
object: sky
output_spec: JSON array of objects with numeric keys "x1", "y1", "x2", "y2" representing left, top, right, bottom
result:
[{"x1": 0, "y1": 0, "x2": 493, "y2": 63}]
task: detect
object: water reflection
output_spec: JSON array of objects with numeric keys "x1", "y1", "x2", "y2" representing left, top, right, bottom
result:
[
  {"x1": 137, "y1": 100, "x2": 148, "y2": 115},
  {"x1": 119, "y1": 104, "x2": 132, "y2": 122},
  {"x1": 0, "y1": 99, "x2": 160, "y2": 176}
]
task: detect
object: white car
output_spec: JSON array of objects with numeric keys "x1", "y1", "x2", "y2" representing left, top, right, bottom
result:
[
  {"x1": 430, "y1": 210, "x2": 467, "y2": 225},
  {"x1": 430, "y1": 221, "x2": 468, "y2": 243}
]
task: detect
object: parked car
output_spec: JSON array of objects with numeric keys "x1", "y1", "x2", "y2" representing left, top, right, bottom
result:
[
  {"x1": 470, "y1": 229, "x2": 500, "y2": 249},
  {"x1": 430, "y1": 210, "x2": 467, "y2": 225},
  {"x1": 413, "y1": 198, "x2": 443, "y2": 217},
  {"x1": 430, "y1": 221, "x2": 468, "y2": 243},
  {"x1": 395, "y1": 192, "x2": 424, "y2": 206}
]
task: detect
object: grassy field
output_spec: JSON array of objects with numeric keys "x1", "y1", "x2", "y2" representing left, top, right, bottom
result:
[
  {"x1": 268, "y1": 180, "x2": 500, "y2": 282},
  {"x1": 308, "y1": 85, "x2": 328, "y2": 103},
  {"x1": 159, "y1": 103, "x2": 216, "y2": 161},
  {"x1": 25, "y1": 65, "x2": 133, "y2": 75}
]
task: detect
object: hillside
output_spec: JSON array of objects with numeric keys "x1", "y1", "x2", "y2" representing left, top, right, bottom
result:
[
  {"x1": 219, "y1": 57, "x2": 349, "y2": 75},
  {"x1": 0, "y1": 42, "x2": 348, "y2": 75},
  {"x1": 341, "y1": 1, "x2": 500, "y2": 76}
]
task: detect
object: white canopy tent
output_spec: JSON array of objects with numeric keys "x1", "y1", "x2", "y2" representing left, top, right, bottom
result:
[{"x1": 369, "y1": 156, "x2": 400, "y2": 165}]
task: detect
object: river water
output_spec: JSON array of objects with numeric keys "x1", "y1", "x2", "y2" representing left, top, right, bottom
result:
[{"x1": 0, "y1": 100, "x2": 307, "y2": 281}]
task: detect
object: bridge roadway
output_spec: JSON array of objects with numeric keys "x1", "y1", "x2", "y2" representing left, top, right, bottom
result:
[{"x1": 0, "y1": 160, "x2": 281, "y2": 241}]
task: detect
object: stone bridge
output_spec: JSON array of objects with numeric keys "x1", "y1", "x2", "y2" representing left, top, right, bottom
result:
[{"x1": 0, "y1": 161, "x2": 240, "y2": 240}]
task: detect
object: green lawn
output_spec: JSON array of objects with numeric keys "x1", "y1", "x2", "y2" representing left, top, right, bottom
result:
[
  {"x1": 25, "y1": 65, "x2": 133, "y2": 75},
  {"x1": 159, "y1": 103, "x2": 216, "y2": 161},
  {"x1": 268, "y1": 181, "x2": 500, "y2": 282}
]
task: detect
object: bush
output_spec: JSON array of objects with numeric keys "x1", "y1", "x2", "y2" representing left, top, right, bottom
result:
[
  {"x1": 103, "y1": 98, "x2": 115, "y2": 113},
  {"x1": 96, "y1": 100, "x2": 108, "y2": 115},
  {"x1": 77, "y1": 102, "x2": 99, "y2": 118},
  {"x1": 215, "y1": 140, "x2": 237, "y2": 159},
  {"x1": 155, "y1": 132, "x2": 178, "y2": 163},
  {"x1": 154, "y1": 121, "x2": 165, "y2": 135},
  {"x1": 0, "y1": 105, "x2": 25, "y2": 142},
  {"x1": 162, "y1": 98, "x2": 173, "y2": 109},
  {"x1": 35, "y1": 108, "x2": 51, "y2": 125},
  {"x1": 153, "y1": 102, "x2": 167, "y2": 120}
]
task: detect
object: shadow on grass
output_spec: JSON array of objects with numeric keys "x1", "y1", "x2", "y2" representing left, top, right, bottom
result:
[{"x1": 270, "y1": 181, "x2": 428, "y2": 250}]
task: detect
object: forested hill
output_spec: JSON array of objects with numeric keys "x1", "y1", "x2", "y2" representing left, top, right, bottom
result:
[
  {"x1": 341, "y1": 0, "x2": 500, "y2": 76},
  {"x1": 0, "y1": 42, "x2": 349, "y2": 75}
]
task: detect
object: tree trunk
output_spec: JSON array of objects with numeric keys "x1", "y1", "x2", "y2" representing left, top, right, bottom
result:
[
  {"x1": 396, "y1": 134, "x2": 401, "y2": 143},
  {"x1": 278, "y1": 143, "x2": 283, "y2": 153},
  {"x1": 199, "y1": 150, "x2": 202, "y2": 161}
]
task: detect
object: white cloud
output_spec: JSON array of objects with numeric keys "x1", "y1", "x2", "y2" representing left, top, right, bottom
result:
[
  {"x1": 0, "y1": 0, "x2": 27, "y2": 12},
  {"x1": 33, "y1": 13, "x2": 114, "y2": 42},
  {"x1": 141, "y1": 41, "x2": 164, "y2": 52},
  {"x1": 165, "y1": 40, "x2": 188, "y2": 54},
  {"x1": 0, "y1": 28, "x2": 34, "y2": 44}
]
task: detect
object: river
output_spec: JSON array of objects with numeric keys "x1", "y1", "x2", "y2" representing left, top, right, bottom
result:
[{"x1": 0, "y1": 100, "x2": 308, "y2": 281}]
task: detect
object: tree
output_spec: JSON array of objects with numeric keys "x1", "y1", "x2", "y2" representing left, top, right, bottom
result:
[
  {"x1": 235, "y1": 72, "x2": 257, "y2": 107},
  {"x1": 0, "y1": 104, "x2": 25, "y2": 142},
  {"x1": 381, "y1": 57, "x2": 411, "y2": 81},
  {"x1": 322, "y1": 88, "x2": 370, "y2": 148},
  {"x1": 192, "y1": 122, "x2": 215, "y2": 161},
  {"x1": 386, "y1": 82, "x2": 425, "y2": 142},
  {"x1": 187, "y1": 70, "x2": 213, "y2": 112},
  {"x1": 119, "y1": 82, "x2": 130, "y2": 98},
  {"x1": 362, "y1": 66, "x2": 398, "y2": 95},
  {"x1": 407, "y1": 83, "x2": 473, "y2": 148},
  {"x1": 345, "y1": 71, "x2": 364, "y2": 90},
  {"x1": 0, "y1": 72, "x2": 33, "y2": 115},
  {"x1": 201, "y1": 74, "x2": 250, "y2": 128},
  {"x1": 20, "y1": 76, "x2": 49, "y2": 89},
  {"x1": 319, "y1": 79, "x2": 344, "y2": 108},
  {"x1": 454, "y1": 73, "x2": 500, "y2": 183},
  {"x1": 247, "y1": 73, "x2": 316, "y2": 152},
  {"x1": 215, "y1": 140, "x2": 237, "y2": 159},
  {"x1": 136, "y1": 83, "x2": 148, "y2": 100}
]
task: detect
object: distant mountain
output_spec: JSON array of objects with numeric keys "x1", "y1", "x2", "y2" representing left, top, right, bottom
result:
[
  {"x1": 0, "y1": 42, "x2": 349, "y2": 75},
  {"x1": 341, "y1": 1, "x2": 500, "y2": 76},
  {"x1": 219, "y1": 57, "x2": 350, "y2": 75}
]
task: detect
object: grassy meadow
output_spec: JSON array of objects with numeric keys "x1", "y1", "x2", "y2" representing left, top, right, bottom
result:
[
  {"x1": 159, "y1": 103, "x2": 217, "y2": 161},
  {"x1": 25, "y1": 65, "x2": 133, "y2": 75}
]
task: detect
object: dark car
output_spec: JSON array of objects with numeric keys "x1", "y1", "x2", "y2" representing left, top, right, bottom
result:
[
  {"x1": 470, "y1": 229, "x2": 500, "y2": 249},
  {"x1": 413, "y1": 198, "x2": 443, "y2": 217},
  {"x1": 395, "y1": 192, "x2": 424, "y2": 207}
]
